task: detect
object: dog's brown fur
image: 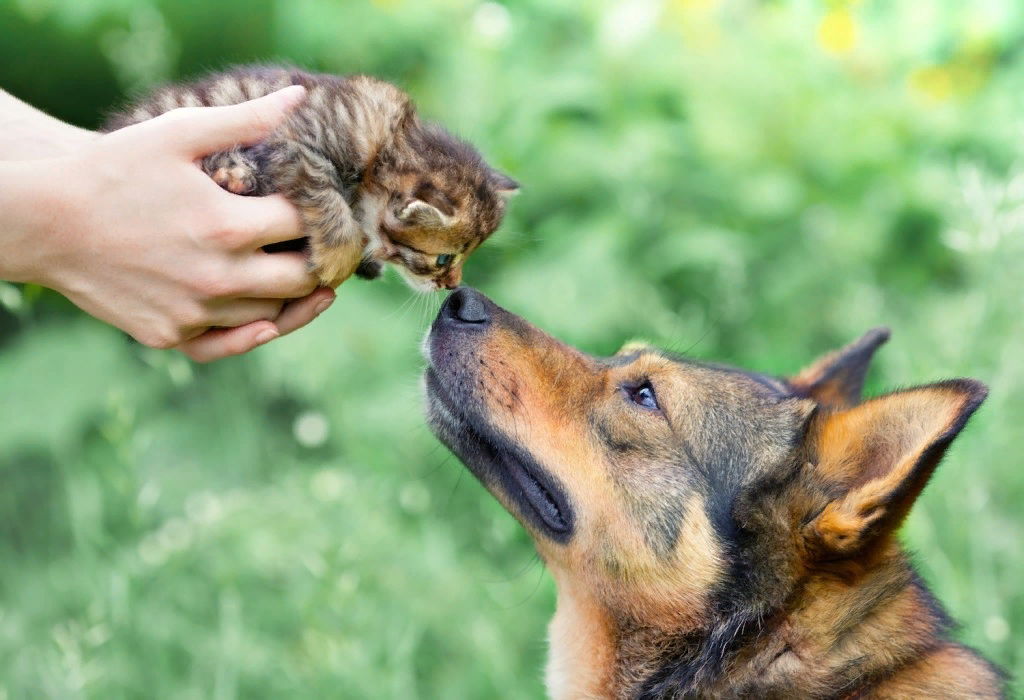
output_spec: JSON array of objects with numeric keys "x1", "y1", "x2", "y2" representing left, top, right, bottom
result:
[{"x1": 423, "y1": 288, "x2": 1008, "y2": 700}]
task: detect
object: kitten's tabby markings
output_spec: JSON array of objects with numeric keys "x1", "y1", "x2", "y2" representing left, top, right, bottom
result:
[{"x1": 105, "y1": 67, "x2": 518, "y2": 292}]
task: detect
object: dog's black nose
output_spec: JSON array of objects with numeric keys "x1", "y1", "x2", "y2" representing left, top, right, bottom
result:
[{"x1": 442, "y1": 287, "x2": 490, "y2": 325}]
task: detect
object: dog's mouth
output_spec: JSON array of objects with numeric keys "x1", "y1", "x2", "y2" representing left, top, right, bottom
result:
[{"x1": 424, "y1": 368, "x2": 573, "y2": 542}]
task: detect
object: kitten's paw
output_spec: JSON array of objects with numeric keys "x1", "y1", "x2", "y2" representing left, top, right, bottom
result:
[
  {"x1": 355, "y1": 260, "x2": 384, "y2": 280},
  {"x1": 212, "y1": 165, "x2": 257, "y2": 195}
]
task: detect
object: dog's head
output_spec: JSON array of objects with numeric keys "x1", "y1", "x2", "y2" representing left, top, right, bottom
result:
[{"x1": 423, "y1": 288, "x2": 986, "y2": 635}]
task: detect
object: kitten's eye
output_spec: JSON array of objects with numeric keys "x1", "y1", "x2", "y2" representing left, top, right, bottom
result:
[
  {"x1": 436, "y1": 254, "x2": 454, "y2": 267},
  {"x1": 624, "y1": 381, "x2": 659, "y2": 411}
]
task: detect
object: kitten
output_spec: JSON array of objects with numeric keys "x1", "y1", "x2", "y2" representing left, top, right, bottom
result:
[{"x1": 104, "y1": 66, "x2": 519, "y2": 292}]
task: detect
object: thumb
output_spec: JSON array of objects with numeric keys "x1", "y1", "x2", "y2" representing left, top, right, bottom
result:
[{"x1": 171, "y1": 84, "x2": 307, "y2": 156}]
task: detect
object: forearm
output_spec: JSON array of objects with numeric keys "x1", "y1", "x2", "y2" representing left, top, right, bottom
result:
[{"x1": 0, "y1": 89, "x2": 97, "y2": 160}]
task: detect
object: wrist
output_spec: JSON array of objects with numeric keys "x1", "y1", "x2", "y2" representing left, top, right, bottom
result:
[{"x1": 0, "y1": 158, "x2": 81, "y2": 287}]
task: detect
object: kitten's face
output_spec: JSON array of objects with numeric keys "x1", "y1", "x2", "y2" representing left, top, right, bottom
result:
[{"x1": 367, "y1": 126, "x2": 519, "y2": 292}]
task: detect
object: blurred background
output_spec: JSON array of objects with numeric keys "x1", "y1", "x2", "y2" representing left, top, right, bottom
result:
[{"x1": 1, "y1": 0, "x2": 1022, "y2": 696}]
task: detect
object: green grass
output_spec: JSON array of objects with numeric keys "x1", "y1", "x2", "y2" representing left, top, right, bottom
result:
[{"x1": 0, "y1": 0, "x2": 1022, "y2": 696}]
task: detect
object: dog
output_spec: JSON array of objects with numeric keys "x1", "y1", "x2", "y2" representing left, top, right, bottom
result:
[{"x1": 423, "y1": 287, "x2": 1008, "y2": 699}]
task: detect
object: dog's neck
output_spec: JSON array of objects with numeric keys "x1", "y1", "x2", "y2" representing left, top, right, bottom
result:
[
  {"x1": 545, "y1": 546, "x2": 1000, "y2": 699},
  {"x1": 545, "y1": 575, "x2": 618, "y2": 699}
]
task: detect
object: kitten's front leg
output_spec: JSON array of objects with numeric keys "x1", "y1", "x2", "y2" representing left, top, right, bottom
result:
[
  {"x1": 298, "y1": 187, "x2": 366, "y2": 288},
  {"x1": 204, "y1": 141, "x2": 369, "y2": 287}
]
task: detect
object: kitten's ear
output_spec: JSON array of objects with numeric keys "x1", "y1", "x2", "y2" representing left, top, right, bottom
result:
[
  {"x1": 802, "y1": 379, "x2": 986, "y2": 561},
  {"x1": 490, "y1": 171, "x2": 520, "y2": 196},
  {"x1": 398, "y1": 199, "x2": 453, "y2": 229},
  {"x1": 788, "y1": 328, "x2": 890, "y2": 408},
  {"x1": 615, "y1": 339, "x2": 653, "y2": 356}
]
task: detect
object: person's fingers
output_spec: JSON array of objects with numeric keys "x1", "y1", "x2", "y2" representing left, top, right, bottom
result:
[
  {"x1": 177, "y1": 288, "x2": 334, "y2": 362},
  {"x1": 177, "y1": 320, "x2": 279, "y2": 363},
  {"x1": 274, "y1": 287, "x2": 336, "y2": 337},
  {"x1": 235, "y1": 250, "x2": 319, "y2": 298},
  {"x1": 204, "y1": 298, "x2": 285, "y2": 328},
  {"x1": 218, "y1": 193, "x2": 304, "y2": 250},
  {"x1": 166, "y1": 85, "x2": 307, "y2": 156}
]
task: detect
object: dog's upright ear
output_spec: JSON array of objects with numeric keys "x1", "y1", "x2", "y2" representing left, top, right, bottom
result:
[
  {"x1": 802, "y1": 379, "x2": 987, "y2": 560},
  {"x1": 788, "y1": 328, "x2": 891, "y2": 408}
]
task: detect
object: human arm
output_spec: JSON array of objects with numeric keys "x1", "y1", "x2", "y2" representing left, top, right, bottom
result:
[
  {"x1": 0, "y1": 86, "x2": 335, "y2": 362},
  {"x1": 0, "y1": 89, "x2": 97, "y2": 160}
]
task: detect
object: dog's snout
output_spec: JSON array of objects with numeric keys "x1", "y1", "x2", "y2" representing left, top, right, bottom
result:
[{"x1": 442, "y1": 287, "x2": 490, "y2": 325}]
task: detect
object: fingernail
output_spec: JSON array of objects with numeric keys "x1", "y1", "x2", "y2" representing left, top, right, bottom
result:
[
  {"x1": 314, "y1": 298, "x2": 334, "y2": 316},
  {"x1": 255, "y1": 328, "x2": 279, "y2": 346},
  {"x1": 275, "y1": 85, "x2": 307, "y2": 109}
]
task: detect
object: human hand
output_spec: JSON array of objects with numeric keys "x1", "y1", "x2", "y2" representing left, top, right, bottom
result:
[{"x1": 0, "y1": 85, "x2": 334, "y2": 362}]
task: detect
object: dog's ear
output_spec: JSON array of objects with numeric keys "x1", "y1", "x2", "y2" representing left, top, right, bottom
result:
[
  {"x1": 788, "y1": 328, "x2": 890, "y2": 408},
  {"x1": 803, "y1": 379, "x2": 986, "y2": 560}
]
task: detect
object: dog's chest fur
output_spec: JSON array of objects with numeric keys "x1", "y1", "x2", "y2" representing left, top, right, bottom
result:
[{"x1": 546, "y1": 580, "x2": 617, "y2": 699}]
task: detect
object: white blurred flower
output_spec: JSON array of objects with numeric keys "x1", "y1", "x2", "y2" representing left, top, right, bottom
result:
[
  {"x1": 293, "y1": 410, "x2": 330, "y2": 448},
  {"x1": 167, "y1": 356, "x2": 193, "y2": 386},
  {"x1": 85, "y1": 623, "x2": 112, "y2": 648},
  {"x1": 100, "y1": 4, "x2": 179, "y2": 90},
  {"x1": 337, "y1": 572, "x2": 360, "y2": 594},
  {"x1": 985, "y1": 615, "x2": 1010, "y2": 643},
  {"x1": 0, "y1": 283, "x2": 22, "y2": 312},
  {"x1": 310, "y1": 468, "x2": 350, "y2": 501},
  {"x1": 399, "y1": 482, "x2": 431, "y2": 514},
  {"x1": 967, "y1": 486, "x2": 989, "y2": 513},
  {"x1": 302, "y1": 553, "x2": 327, "y2": 578},
  {"x1": 185, "y1": 491, "x2": 223, "y2": 526},
  {"x1": 138, "y1": 533, "x2": 168, "y2": 567},
  {"x1": 600, "y1": 0, "x2": 661, "y2": 54},
  {"x1": 473, "y1": 2, "x2": 512, "y2": 44},
  {"x1": 248, "y1": 531, "x2": 279, "y2": 566},
  {"x1": 159, "y1": 517, "x2": 193, "y2": 552},
  {"x1": 136, "y1": 481, "x2": 161, "y2": 509}
]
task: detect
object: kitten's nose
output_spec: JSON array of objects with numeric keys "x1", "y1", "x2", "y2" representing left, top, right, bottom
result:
[
  {"x1": 439, "y1": 268, "x2": 462, "y2": 290},
  {"x1": 441, "y1": 287, "x2": 490, "y2": 325}
]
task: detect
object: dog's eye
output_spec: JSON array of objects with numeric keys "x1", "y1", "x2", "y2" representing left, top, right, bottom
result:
[
  {"x1": 436, "y1": 254, "x2": 454, "y2": 266},
  {"x1": 625, "y1": 381, "x2": 659, "y2": 411}
]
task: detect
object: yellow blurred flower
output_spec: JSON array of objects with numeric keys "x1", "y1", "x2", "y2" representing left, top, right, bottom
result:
[
  {"x1": 669, "y1": 0, "x2": 719, "y2": 9},
  {"x1": 665, "y1": 0, "x2": 721, "y2": 51},
  {"x1": 817, "y1": 9, "x2": 857, "y2": 55},
  {"x1": 948, "y1": 63, "x2": 986, "y2": 96},
  {"x1": 909, "y1": 65, "x2": 953, "y2": 102},
  {"x1": 909, "y1": 58, "x2": 990, "y2": 103}
]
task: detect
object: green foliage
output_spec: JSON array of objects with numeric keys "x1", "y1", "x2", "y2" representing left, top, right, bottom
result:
[{"x1": 1, "y1": 0, "x2": 1022, "y2": 696}]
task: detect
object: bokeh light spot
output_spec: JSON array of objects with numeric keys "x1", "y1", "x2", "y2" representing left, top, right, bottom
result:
[
  {"x1": 473, "y1": 3, "x2": 512, "y2": 44},
  {"x1": 817, "y1": 9, "x2": 857, "y2": 55},
  {"x1": 311, "y1": 468, "x2": 349, "y2": 502},
  {"x1": 985, "y1": 615, "x2": 1010, "y2": 643},
  {"x1": 293, "y1": 410, "x2": 330, "y2": 448},
  {"x1": 909, "y1": 66, "x2": 954, "y2": 102},
  {"x1": 399, "y1": 482, "x2": 431, "y2": 514}
]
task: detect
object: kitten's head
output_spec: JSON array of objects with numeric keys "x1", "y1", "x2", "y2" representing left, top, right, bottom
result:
[{"x1": 370, "y1": 123, "x2": 519, "y2": 292}]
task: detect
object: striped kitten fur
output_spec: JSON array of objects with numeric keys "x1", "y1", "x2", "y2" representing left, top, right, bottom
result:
[{"x1": 104, "y1": 66, "x2": 519, "y2": 292}]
